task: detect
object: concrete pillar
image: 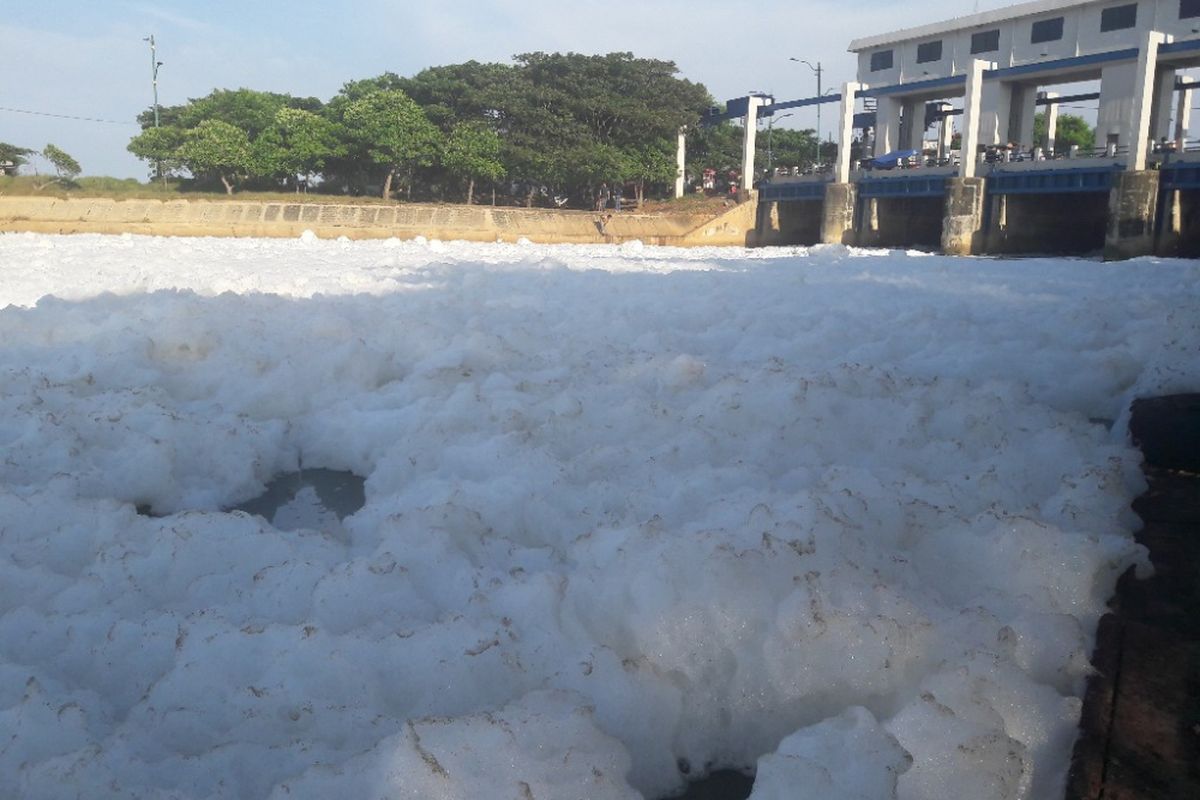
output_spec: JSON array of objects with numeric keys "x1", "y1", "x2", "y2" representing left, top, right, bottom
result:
[
  {"x1": 675, "y1": 128, "x2": 687, "y2": 199},
  {"x1": 836, "y1": 82, "x2": 861, "y2": 184},
  {"x1": 875, "y1": 96, "x2": 901, "y2": 155},
  {"x1": 1149, "y1": 68, "x2": 1177, "y2": 143},
  {"x1": 1175, "y1": 78, "x2": 1194, "y2": 150},
  {"x1": 941, "y1": 177, "x2": 987, "y2": 255},
  {"x1": 1105, "y1": 170, "x2": 1160, "y2": 260},
  {"x1": 1097, "y1": 62, "x2": 1138, "y2": 151},
  {"x1": 960, "y1": 60, "x2": 987, "y2": 179},
  {"x1": 978, "y1": 78, "x2": 1011, "y2": 147},
  {"x1": 1159, "y1": 188, "x2": 1184, "y2": 254},
  {"x1": 821, "y1": 182, "x2": 858, "y2": 245},
  {"x1": 741, "y1": 96, "x2": 767, "y2": 195},
  {"x1": 1008, "y1": 83, "x2": 1038, "y2": 150},
  {"x1": 1042, "y1": 91, "x2": 1060, "y2": 154},
  {"x1": 757, "y1": 200, "x2": 780, "y2": 243},
  {"x1": 1127, "y1": 31, "x2": 1167, "y2": 171},
  {"x1": 901, "y1": 99, "x2": 924, "y2": 152},
  {"x1": 937, "y1": 105, "x2": 953, "y2": 162}
]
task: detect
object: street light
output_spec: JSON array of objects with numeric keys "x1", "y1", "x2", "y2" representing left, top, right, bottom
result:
[
  {"x1": 143, "y1": 35, "x2": 162, "y2": 128},
  {"x1": 143, "y1": 35, "x2": 164, "y2": 184},
  {"x1": 767, "y1": 112, "x2": 793, "y2": 172},
  {"x1": 789, "y1": 58, "x2": 822, "y2": 166}
]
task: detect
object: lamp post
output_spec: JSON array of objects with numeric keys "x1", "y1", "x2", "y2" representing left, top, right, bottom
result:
[
  {"x1": 143, "y1": 35, "x2": 164, "y2": 184},
  {"x1": 767, "y1": 112, "x2": 793, "y2": 172},
  {"x1": 790, "y1": 58, "x2": 822, "y2": 166},
  {"x1": 143, "y1": 35, "x2": 162, "y2": 128}
]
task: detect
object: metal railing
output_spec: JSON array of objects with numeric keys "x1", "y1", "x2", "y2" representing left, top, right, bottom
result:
[{"x1": 764, "y1": 138, "x2": 1200, "y2": 184}]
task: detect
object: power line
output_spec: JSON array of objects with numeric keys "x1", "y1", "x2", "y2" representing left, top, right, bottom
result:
[{"x1": 0, "y1": 105, "x2": 136, "y2": 126}]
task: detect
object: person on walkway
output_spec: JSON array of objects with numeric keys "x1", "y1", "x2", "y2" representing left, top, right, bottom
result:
[{"x1": 597, "y1": 183, "x2": 610, "y2": 211}]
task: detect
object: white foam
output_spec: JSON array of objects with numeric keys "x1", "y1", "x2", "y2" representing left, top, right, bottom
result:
[{"x1": 1, "y1": 233, "x2": 1195, "y2": 798}]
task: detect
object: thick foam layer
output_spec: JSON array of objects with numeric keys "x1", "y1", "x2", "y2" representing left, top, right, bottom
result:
[{"x1": 1, "y1": 232, "x2": 1195, "y2": 799}]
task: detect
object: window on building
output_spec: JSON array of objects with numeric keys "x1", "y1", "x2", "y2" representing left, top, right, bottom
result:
[
  {"x1": 1031, "y1": 17, "x2": 1065, "y2": 43},
  {"x1": 870, "y1": 50, "x2": 894, "y2": 71},
  {"x1": 1101, "y1": 3, "x2": 1138, "y2": 31},
  {"x1": 916, "y1": 40, "x2": 943, "y2": 63},
  {"x1": 970, "y1": 29, "x2": 1001, "y2": 53},
  {"x1": 1181, "y1": 0, "x2": 1200, "y2": 19}
]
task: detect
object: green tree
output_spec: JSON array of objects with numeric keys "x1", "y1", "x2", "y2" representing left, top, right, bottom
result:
[
  {"x1": 177, "y1": 119, "x2": 252, "y2": 194},
  {"x1": 622, "y1": 140, "x2": 677, "y2": 207},
  {"x1": 757, "y1": 127, "x2": 820, "y2": 175},
  {"x1": 343, "y1": 90, "x2": 441, "y2": 199},
  {"x1": 0, "y1": 142, "x2": 33, "y2": 175},
  {"x1": 496, "y1": 52, "x2": 709, "y2": 205},
  {"x1": 397, "y1": 62, "x2": 512, "y2": 131},
  {"x1": 127, "y1": 126, "x2": 186, "y2": 179},
  {"x1": 554, "y1": 142, "x2": 627, "y2": 206},
  {"x1": 1033, "y1": 111, "x2": 1095, "y2": 154},
  {"x1": 443, "y1": 121, "x2": 504, "y2": 204},
  {"x1": 130, "y1": 88, "x2": 323, "y2": 189},
  {"x1": 686, "y1": 121, "x2": 742, "y2": 190},
  {"x1": 253, "y1": 107, "x2": 342, "y2": 190},
  {"x1": 143, "y1": 88, "x2": 320, "y2": 140},
  {"x1": 41, "y1": 144, "x2": 81, "y2": 183}
]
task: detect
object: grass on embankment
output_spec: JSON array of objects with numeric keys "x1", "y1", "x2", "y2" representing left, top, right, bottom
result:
[
  {"x1": 0, "y1": 176, "x2": 398, "y2": 205},
  {"x1": 0, "y1": 175, "x2": 735, "y2": 215}
]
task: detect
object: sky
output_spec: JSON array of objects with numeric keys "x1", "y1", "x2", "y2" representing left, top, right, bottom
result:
[{"x1": 0, "y1": 0, "x2": 1016, "y2": 179}]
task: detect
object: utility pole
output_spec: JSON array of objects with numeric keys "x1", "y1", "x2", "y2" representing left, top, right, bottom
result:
[
  {"x1": 143, "y1": 35, "x2": 164, "y2": 185},
  {"x1": 790, "y1": 58, "x2": 823, "y2": 167}
]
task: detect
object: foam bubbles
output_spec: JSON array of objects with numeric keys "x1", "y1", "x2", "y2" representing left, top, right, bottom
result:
[{"x1": 0, "y1": 234, "x2": 1195, "y2": 798}]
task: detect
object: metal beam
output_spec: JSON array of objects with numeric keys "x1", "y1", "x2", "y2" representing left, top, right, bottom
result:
[
  {"x1": 1035, "y1": 91, "x2": 1100, "y2": 106},
  {"x1": 764, "y1": 94, "x2": 844, "y2": 114}
]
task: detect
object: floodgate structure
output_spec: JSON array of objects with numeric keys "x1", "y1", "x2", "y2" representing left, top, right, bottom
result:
[{"x1": 719, "y1": 0, "x2": 1200, "y2": 258}]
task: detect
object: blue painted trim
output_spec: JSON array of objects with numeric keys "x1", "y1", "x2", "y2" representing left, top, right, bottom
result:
[
  {"x1": 856, "y1": 175, "x2": 949, "y2": 198},
  {"x1": 1160, "y1": 162, "x2": 1200, "y2": 190},
  {"x1": 765, "y1": 94, "x2": 843, "y2": 114},
  {"x1": 710, "y1": 39, "x2": 1194, "y2": 127},
  {"x1": 986, "y1": 165, "x2": 1123, "y2": 195},
  {"x1": 860, "y1": 75, "x2": 965, "y2": 97},
  {"x1": 862, "y1": 48, "x2": 1140, "y2": 97},
  {"x1": 699, "y1": 111, "x2": 740, "y2": 126},
  {"x1": 1161, "y1": 38, "x2": 1200, "y2": 57},
  {"x1": 759, "y1": 182, "x2": 829, "y2": 201},
  {"x1": 984, "y1": 48, "x2": 1138, "y2": 80}
]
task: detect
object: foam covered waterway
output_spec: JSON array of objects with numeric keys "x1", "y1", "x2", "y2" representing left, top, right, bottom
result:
[
  {"x1": 230, "y1": 468, "x2": 365, "y2": 535},
  {"x1": 0, "y1": 232, "x2": 1196, "y2": 800}
]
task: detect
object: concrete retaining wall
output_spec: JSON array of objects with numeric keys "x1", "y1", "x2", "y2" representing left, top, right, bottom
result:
[{"x1": 0, "y1": 196, "x2": 757, "y2": 247}]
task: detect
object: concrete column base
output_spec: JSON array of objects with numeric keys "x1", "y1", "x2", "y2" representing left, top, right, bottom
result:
[
  {"x1": 756, "y1": 200, "x2": 781, "y2": 244},
  {"x1": 821, "y1": 183, "x2": 857, "y2": 245},
  {"x1": 1105, "y1": 170, "x2": 1160, "y2": 260},
  {"x1": 1156, "y1": 188, "x2": 1184, "y2": 257},
  {"x1": 941, "y1": 177, "x2": 987, "y2": 256}
]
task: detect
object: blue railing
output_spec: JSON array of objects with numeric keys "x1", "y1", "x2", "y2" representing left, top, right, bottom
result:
[
  {"x1": 759, "y1": 182, "x2": 828, "y2": 201},
  {"x1": 857, "y1": 175, "x2": 949, "y2": 198},
  {"x1": 1160, "y1": 162, "x2": 1200, "y2": 191},
  {"x1": 986, "y1": 164, "x2": 1124, "y2": 195}
]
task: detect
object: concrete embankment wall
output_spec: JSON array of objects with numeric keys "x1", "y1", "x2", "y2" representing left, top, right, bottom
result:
[{"x1": 0, "y1": 196, "x2": 758, "y2": 247}]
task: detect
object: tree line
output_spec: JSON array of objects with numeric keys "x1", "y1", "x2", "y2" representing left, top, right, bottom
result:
[
  {"x1": 124, "y1": 52, "x2": 831, "y2": 209},
  {"x1": 125, "y1": 53, "x2": 726, "y2": 208}
]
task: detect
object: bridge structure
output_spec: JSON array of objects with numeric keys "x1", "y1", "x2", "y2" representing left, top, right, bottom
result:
[{"x1": 697, "y1": 0, "x2": 1200, "y2": 258}]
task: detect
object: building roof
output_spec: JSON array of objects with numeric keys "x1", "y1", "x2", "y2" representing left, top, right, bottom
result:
[{"x1": 848, "y1": 0, "x2": 1099, "y2": 51}]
